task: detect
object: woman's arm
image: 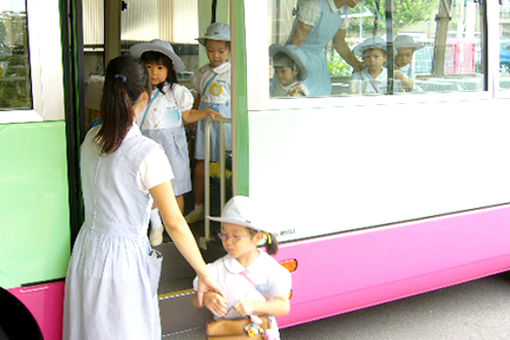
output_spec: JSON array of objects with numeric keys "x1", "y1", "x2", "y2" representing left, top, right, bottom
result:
[
  {"x1": 333, "y1": 29, "x2": 363, "y2": 72},
  {"x1": 149, "y1": 182, "x2": 223, "y2": 304},
  {"x1": 233, "y1": 296, "x2": 290, "y2": 317},
  {"x1": 182, "y1": 107, "x2": 222, "y2": 124},
  {"x1": 288, "y1": 21, "x2": 313, "y2": 46},
  {"x1": 193, "y1": 291, "x2": 228, "y2": 316}
]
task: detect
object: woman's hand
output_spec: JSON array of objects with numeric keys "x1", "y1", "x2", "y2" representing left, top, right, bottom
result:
[
  {"x1": 233, "y1": 300, "x2": 255, "y2": 316},
  {"x1": 204, "y1": 291, "x2": 228, "y2": 317},
  {"x1": 196, "y1": 274, "x2": 225, "y2": 307}
]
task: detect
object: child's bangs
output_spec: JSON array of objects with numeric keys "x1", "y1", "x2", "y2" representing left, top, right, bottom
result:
[{"x1": 141, "y1": 51, "x2": 173, "y2": 66}]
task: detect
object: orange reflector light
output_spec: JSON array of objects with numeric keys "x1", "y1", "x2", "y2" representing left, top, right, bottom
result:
[
  {"x1": 289, "y1": 289, "x2": 294, "y2": 300},
  {"x1": 279, "y1": 259, "x2": 298, "y2": 273}
]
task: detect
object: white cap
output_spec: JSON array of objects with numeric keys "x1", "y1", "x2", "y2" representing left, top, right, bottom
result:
[
  {"x1": 129, "y1": 39, "x2": 186, "y2": 73},
  {"x1": 208, "y1": 196, "x2": 278, "y2": 234},
  {"x1": 394, "y1": 35, "x2": 423, "y2": 51},
  {"x1": 353, "y1": 36, "x2": 394, "y2": 57},
  {"x1": 197, "y1": 22, "x2": 231, "y2": 46}
]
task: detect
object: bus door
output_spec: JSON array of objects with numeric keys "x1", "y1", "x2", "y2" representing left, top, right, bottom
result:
[{"x1": 81, "y1": 0, "x2": 235, "y2": 336}]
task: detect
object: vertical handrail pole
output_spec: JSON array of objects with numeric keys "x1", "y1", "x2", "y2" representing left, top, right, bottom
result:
[
  {"x1": 220, "y1": 121, "x2": 226, "y2": 212},
  {"x1": 204, "y1": 118, "x2": 211, "y2": 241}
]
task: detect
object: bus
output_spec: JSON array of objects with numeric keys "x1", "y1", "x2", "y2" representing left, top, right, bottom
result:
[{"x1": 2, "y1": 0, "x2": 510, "y2": 339}]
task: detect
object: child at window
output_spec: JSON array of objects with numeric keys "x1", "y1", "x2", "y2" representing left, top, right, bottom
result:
[
  {"x1": 185, "y1": 23, "x2": 232, "y2": 224},
  {"x1": 270, "y1": 44, "x2": 309, "y2": 97},
  {"x1": 192, "y1": 195, "x2": 291, "y2": 340},
  {"x1": 130, "y1": 39, "x2": 221, "y2": 246},
  {"x1": 350, "y1": 37, "x2": 390, "y2": 95},
  {"x1": 393, "y1": 35, "x2": 423, "y2": 92}
]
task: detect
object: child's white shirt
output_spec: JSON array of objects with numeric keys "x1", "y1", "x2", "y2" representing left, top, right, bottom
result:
[
  {"x1": 136, "y1": 83, "x2": 193, "y2": 130},
  {"x1": 192, "y1": 61, "x2": 231, "y2": 104},
  {"x1": 193, "y1": 251, "x2": 291, "y2": 319},
  {"x1": 395, "y1": 63, "x2": 415, "y2": 80},
  {"x1": 351, "y1": 67, "x2": 388, "y2": 94}
]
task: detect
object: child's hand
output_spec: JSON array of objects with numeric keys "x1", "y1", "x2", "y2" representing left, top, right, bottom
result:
[
  {"x1": 204, "y1": 291, "x2": 228, "y2": 317},
  {"x1": 205, "y1": 108, "x2": 223, "y2": 123},
  {"x1": 233, "y1": 299, "x2": 255, "y2": 316},
  {"x1": 394, "y1": 71, "x2": 405, "y2": 80}
]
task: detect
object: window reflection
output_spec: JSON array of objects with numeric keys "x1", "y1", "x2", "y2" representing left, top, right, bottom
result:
[
  {"x1": 0, "y1": 3, "x2": 31, "y2": 110},
  {"x1": 500, "y1": 0, "x2": 510, "y2": 89},
  {"x1": 269, "y1": 0, "x2": 484, "y2": 98}
]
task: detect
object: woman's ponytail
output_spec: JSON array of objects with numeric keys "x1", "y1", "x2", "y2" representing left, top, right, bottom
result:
[{"x1": 95, "y1": 56, "x2": 151, "y2": 154}]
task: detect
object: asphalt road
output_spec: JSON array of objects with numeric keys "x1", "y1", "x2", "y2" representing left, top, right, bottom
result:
[{"x1": 169, "y1": 272, "x2": 510, "y2": 340}]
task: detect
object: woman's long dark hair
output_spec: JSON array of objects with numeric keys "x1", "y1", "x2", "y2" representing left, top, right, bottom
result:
[
  {"x1": 141, "y1": 51, "x2": 178, "y2": 93},
  {"x1": 95, "y1": 56, "x2": 151, "y2": 154}
]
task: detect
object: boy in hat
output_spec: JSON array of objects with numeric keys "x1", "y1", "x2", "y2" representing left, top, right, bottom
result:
[
  {"x1": 351, "y1": 37, "x2": 390, "y2": 95},
  {"x1": 393, "y1": 35, "x2": 423, "y2": 92}
]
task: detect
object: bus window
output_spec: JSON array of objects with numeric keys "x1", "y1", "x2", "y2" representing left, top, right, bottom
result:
[
  {"x1": 500, "y1": 0, "x2": 510, "y2": 89},
  {"x1": 0, "y1": 2, "x2": 32, "y2": 110},
  {"x1": 268, "y1": 0, "x2": 485, "y2": 98}
]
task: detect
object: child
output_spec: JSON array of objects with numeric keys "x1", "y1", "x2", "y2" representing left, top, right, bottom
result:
[
  {"x1": 351, "y1": 37, "x2": 390, "y2": 95},
  {"x1": 192, "y1": 195, "x2": 291, "y2": 340},
  {"x1": 393, "y1": 34, "x2": 423, "y2": 92},
  {"x1": 130, "y1": 39, "x2": 221, "y2": 246},
  {"x1": 270, "y1": 44, "x2": 309, "y2": 97},
  {"x1": 185, "y1": 23, "x2": 232, "y2": 224}
]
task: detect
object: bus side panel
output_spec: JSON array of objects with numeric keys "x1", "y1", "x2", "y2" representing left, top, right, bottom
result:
[
  {"x1": 8, "y1": 281, "x2": 65, "y2": 340},
  {"x1": 273, "y1": 206, "x2": 510, "y2": 327},
  {"x1": 0, "y1": 122, "x2": 70, "y2": 288}
]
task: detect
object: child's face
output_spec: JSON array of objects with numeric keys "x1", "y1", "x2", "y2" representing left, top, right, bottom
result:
[
  {"x1": 206, "y1": 40, "x2": 230, "y2": 68},
  {"x1": 363, "y1": 48, "x2": 387, "y2": 71},
  {"x1": 395, "y1": 47, "x2": 414, "y2": 67},
  {"x1": 145, "y1": 61, "x2": 169, "y2": 86},
  {"x1": 219, "y1": 223, "x2": 260, "y2": 259},
  {"x1": 274, "y1": 65, "x2": 298, "y2": 86}
]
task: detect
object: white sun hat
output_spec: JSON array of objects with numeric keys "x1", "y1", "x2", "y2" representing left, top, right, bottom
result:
[
  {"x1": 353, "y1": 36, "x2": 394, "y2": 57},
  {"x1": 394, "y1": 35, "x2": 424, "y2": 51},
  {"x1": 269, "y1": 44, "x2": 309, "y2": 81},
  {"x1": 208, "y1": 196, "x2": 279, "y2": 234},
  {"x1": 197, "y1": 22, "x2": 231, "y2": 46},
  {"x1": 129, "y1": 39, "x2": 186, "y2": 73}
]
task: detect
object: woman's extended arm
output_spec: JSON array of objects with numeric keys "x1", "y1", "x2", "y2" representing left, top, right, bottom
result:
[
  {"x1": 149, "y1": 181, "x2": 223, "y2": 305},
  {"x1": 333, "y1": 29, "x2": 363, "y2": 72}
]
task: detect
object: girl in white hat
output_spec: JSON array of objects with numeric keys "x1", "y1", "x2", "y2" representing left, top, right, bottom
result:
[
  {"x1": 192, "y1": 195, "x2": 291, "y2": 340},
  {"x1": 130, "y1": 40, "x2": 221, "y2": 246},
  {"x1": 350, "y1": 37, "x2": 390, "y2": 95},
  {"x1": 185, "y1": 23, "x2": 233, "y2": 224}
]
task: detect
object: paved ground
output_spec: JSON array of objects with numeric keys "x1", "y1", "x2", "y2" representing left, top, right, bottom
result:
[{"x1": 168, "y1": 272, "x2": 510, "y2": 339}]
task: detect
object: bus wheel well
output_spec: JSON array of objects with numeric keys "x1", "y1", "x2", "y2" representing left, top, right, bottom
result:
[{"x1": 0, "y1": 287, "x2": 44, "y2": 340}]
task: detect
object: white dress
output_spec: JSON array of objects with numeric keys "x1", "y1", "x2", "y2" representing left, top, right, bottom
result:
[{"x1": 63, "y1": 124, "x2": 173, "y2": 340}]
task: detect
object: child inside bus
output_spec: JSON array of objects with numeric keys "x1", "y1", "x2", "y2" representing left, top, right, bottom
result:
[
  {"x1": 185, "y1": 22, "x2": 232, "y2": 224},
  {"x1": 130, "y1": 39, "x2": 221, "y2": 246},
  {"x1": 393, "y1": 34, "x2": 423, "y2": 92},
  {"x1": 192, "y1": 195, "x2": 291, "y2": 340},
  {"x1": 270, "y1": 44, "x2": 309, "y2": 97},
  {"x1": 350, "y1": 37, "x2": 390, "y2": 95}
]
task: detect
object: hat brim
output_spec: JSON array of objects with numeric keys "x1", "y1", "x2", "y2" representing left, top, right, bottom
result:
[
  {"x1": 269, "y1": 44, "x2": 309, "y2": 81},
  {"x1": 130, "y1": 42, "x2": 186, "y2": 73},
  {"x1": 196, "y1": 36, "x2": 231, "y2": 47},
  {"x1": 208, "y1": 215, "x2": 277, "y2": 234},
  {"x1": 394, "y1": 42, "x2": 424, "y2": 50}
]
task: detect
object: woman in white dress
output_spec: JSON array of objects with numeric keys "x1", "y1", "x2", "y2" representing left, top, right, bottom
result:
[{"x1": 63, "y1": 56, "x2": 222, "y2": 340}]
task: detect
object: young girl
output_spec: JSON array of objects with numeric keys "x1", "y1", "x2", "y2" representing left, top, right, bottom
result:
[
  {"x1": 270, "y1": 44, "x2": 309, "y2": 97},
  {"x1": 192, "y1": 195, "x2": 291, "y2": 340},
  {"x1": 130, "y1": 39, "x2": 220, "y2": 246},
  {"x1": 351, "y1": 37, "x2": 390, "y2": 95},
  {"x1": 63, "y1": 56, "x2": 222, "y2": 340},
  {"x1": 185, "y1": 23, "x2": 232, "y2": 224}
]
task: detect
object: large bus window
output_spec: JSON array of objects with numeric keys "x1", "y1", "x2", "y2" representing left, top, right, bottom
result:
[
  {"x1": 268, "y1": 0, "x2": 485, "y2": 98},
  {"x1": 500, "y1": 0, "x2": 510, "y2": 89},
  {"x1": 0, "y1": 2, "x2": 31, "y2": 110}
]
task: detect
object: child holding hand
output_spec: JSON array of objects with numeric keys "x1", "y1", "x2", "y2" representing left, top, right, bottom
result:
[
  {"x1": 186, "y1": 23, "x2": 233, "y2": 224},
  {"x1": 130, "y1": 39, "x2": 221, "y2": 246},
  {"x1": 192, "y1": 196, "x2": 291, "y2": 340}
]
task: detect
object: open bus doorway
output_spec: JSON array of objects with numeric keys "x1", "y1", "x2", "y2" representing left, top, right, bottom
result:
[{"x1": 80, "y1": 0, "x2": 233, "y2": 335}]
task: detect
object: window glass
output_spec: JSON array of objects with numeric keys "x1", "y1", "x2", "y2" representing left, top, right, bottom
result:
[
  {"x1": 500, "y1": 0, "x2": 510, "y2": 89},
  {"x1": 268, "y1": 0, "x2": 485, "y2": 98},
  {"x1": 0, "y1": 1, "x2": 32, "y2": 110}
]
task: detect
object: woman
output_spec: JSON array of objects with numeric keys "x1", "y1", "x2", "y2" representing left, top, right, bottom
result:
[{"x1": 63, "y1": 56, "x2": 222, "y2": 340}]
